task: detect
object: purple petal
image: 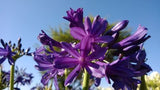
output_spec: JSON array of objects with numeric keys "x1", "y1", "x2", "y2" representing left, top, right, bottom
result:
[
  {"x1": 54, "y1": 57, "x2": 79, "y2": 69},
  {"x1": 87, "y1": 47, "x2": 107, "y2": 61},
  {"x1": 111, "y1": 20, "x2": 129, "y2": 33},
  {"x1": 87, "y1": 62, "x2": 99, "y2": 69},
  {"x1": 34, "y1": 55, "x2": 53, "y2": 64},
  {"x1": 84, "y1": 17, "x2": 92, "y2": 35},
  {"x1": 80, "y1": 36, "x2": 92, "y2": 57},
  {"x1": 91, "y1": 16, "x2": 107, "y2": 36},
  {"x1": 95, "y1": 78, "x2": 101, "y2": 86},
  {"x1": 38, "y1": 30, "x2": 61, "y2": 47},
  {"x1": 57, "y1": 69, "x2": 65, "y2": 76},
  {"x1": 0, "y1": 57, "x2": 6, "y2": 64},
  {"x1": 63, "y1": 8, "x2": 84, "y2": 28},
  {"x1": 0, "y1": 48, "x2": 8, "y2": 56},
  {"x1": 53, "y1": 75, "x2": 59, "y2": 90},
  {"x1": 94, "y1": 36, "x2": 113, "y2": 43},
  {"x1": 122, "y1": 45, "x2": 140, "y2": 55},
  {"x1": 8, "y1": 56, "x2": 14, "y2": 65},
  {"x1": 116, "y1": 25, "x2": 149, "y2": 48},
  {"x1": 61, "y1": 42, "x2": 80, "y2": 58},
  {"x1": 35, "y1": 64, "x2": 53, "y2": 71},
  {"x1": 64, "y1": 65, "x2": 81, "y2": 86},
  {"x1": 70, "y1": 27, "x2": 86, "y2": 40},
  {"x1": 85, "y1": 65, "x2": 104, "y2": 78},
  {"x1": 136, "y1": 49, "x2": 146, "y2": 62},
  {"x1": 41, "y1": 69, "x2": 57, "y2": 85}
]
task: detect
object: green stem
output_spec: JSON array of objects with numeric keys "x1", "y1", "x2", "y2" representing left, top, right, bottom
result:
[
  {"x1": 140, "y1": 75, "x2": 147, "y2": 90},
  {"x1": 10, "y1": 65, "x2": 15, "y2": 90},
  {"x1": 82, "y1": 69, "x2": 90, "y2": 90},
  {"x1": 65, "y1": 69, "x2": 68, "y2": 90},
  {"x1": 0, "y1": 65, "x2": 2, "y2": 89}
]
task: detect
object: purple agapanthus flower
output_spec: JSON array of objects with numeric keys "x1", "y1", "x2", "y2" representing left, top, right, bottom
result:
[
  {"x1": 34, "y1": 8, "x2": 151, "y2": 90},
  {"x1": 70, "y1": 16, "x2": 113, "y2": 44},
  {"x1": 54, "y1": 39, "x2": 107, "y2": 86},
  {"x1": 14, "y1": 67, "x2": 34, "y2": 86},
  {"x1": 105, "y1": 45, "x2": 152, "y2": 90},
  {"x1": 0, "y1": 45, "x2": 15, "y2": 65},
  {"x1": 34, "y1": 46, "x2": 64, "y2": 90},
  {"x1": 105, "y1": 20, "x2": 129, "y2": 35},
  {"x1": 38, "y1": 30, "x2": 61, "y2": 49},
  {"x1": 112, "y1": 25, "x2": 150, "y2": 50},
  {"x1": 105, "y1": 57, "x2": 141, "y2": 89},
  {"x1": 1, "y1": 67, "x2": 33, "y2": 88},
  {"x1": 128, "y1": 44, "x2": 152, "y2": 76},
  {"x1": 64, "y1": 8, "x2": 113, "y2": 49},
  {"x1": 63, "y1": 8, "x2": 84, "y2": 28},
  {"x1": 2, "y1": 70, "x2": 10, "y2": 86}
]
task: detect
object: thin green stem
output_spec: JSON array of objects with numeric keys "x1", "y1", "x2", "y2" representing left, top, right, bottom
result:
[
  {"x1": 82, "y1": 69, "x2": 90, "y2": 90},
  {"x1": 0, "y1": 65, "x2": 2, "y2": 90},
  {"x1": 10, "y1": 65, "x2": 15, "y2": 90},
  {"x1": 140, "y1": 75, "x2": 147, "y2": 90},
  {"x1": 65, "y1": 69, "x2": 68, "y2": 90}
]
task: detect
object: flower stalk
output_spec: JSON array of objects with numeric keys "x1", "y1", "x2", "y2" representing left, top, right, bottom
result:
[
  {"x1": 65, "y1": 69, "x2": 68, "y2": 90},
  {"x1": 0, "y1": 65, "x2": 2, "y2": 88},
  {"x1": 140, "y1": 75, "x2": 147, "y2": 90},
  {"x1": 82, "y1": 69, "x2": 90, "y2": 90},
  {"x1": 10, "y1": 65, "x2": 15, "y2": 90}
]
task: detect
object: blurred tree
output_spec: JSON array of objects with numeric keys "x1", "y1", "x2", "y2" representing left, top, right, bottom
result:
[{"x1": 137, "y1": 71, "x2": 160, "y2": 90}]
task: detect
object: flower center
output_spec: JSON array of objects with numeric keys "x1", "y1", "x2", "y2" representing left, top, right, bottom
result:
[{"x1": 79, "y1": 57, "x2": 86, "y2": 67}]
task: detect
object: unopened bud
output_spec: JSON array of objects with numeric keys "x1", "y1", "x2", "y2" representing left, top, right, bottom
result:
[
  {"x1": 18, "y1": 43, "x2": 22, "y2": 51},
  {"x1": 25, "y1": 48, "x2": 30, "y2": 54},
  {"x1": 0, "y1": 39, "x2": 5, "y2": 47},
  {"x1": 8, "y1": 41, "x2": 12, "y2": 47},
  {"x1": 18, "y1": 37, "x2": 21, "y2": 44},
  {"x1": 12, "y1": 43, "x2": 16, "y2": 49},
  {"x1": 111, "y1": 20, "x2": 129, "y2": 32}
]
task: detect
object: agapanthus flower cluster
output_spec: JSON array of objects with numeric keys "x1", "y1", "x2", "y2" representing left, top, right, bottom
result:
[
  {"x1": 0, "y1": 67, "x2": 33, "y2": 89},
  {"x1": 0, "y1": 38, "x2": 31, "y2": 65},
  {"x1": 34, "y1": 8, "x2": 151, "y2": 90}
]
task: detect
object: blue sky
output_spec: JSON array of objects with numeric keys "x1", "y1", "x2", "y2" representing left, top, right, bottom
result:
[{"x1": 0, "y1": 0, "x2": 160, "y2": 89}]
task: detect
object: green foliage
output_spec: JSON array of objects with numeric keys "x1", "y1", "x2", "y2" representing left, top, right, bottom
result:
[
  {"x1": 145, "y1": 71, "x2": 160, "y2": 89},
  {"x1": 51, "y1": 27, "x2": 77, "y2": 43}
]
